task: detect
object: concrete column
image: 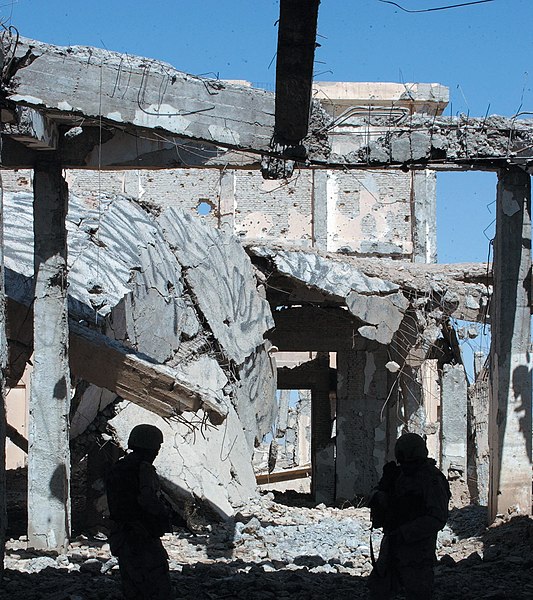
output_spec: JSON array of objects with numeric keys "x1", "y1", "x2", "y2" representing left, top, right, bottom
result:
[
  {"x1": 28, "y1": 160, "x2": 71, "y2": 550},
  {"x1": 336, "y1": 347, "x2": 388, "y2": 501},
  {"x1": 441, "y1": 363, "x2": 468, "y2": 476},
  {"x1": 489, "y1": 167, "x2": 532, "y2": 520},
  {"x1": 297, "y1": 389, "x2": 311, "y2": 466},
  {"x1": 400, "y1": 365, "x2": 426, "y2": 435},
  {"x1": 421, "y1": 359, "x2": 440, "y2": 463},
  {"x1": 0, "y1": 174, "x2": 8, "y2": 579},
  {"x1": 311, "y1": 354, "x2": 335, "y2": 504},
  {"x1": 411, "y1": 169, "x2": 437, "y2": 263},
  {"x1": 468, "y1": 370, "x2": 490, "y2": 505},
  {"x1": 312, "y1": 170, "x2": 328, "y2": 251},
  {"x1": 218, "y1": 169, "x2": 235, "y2": 232},
  {"x1": 276, "y1": 389, "x2": 290, "y2": 437}
]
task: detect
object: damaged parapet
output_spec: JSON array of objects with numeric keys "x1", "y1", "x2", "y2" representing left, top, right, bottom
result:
[{"x1": 4, "y1": 191, "x2": 276, "y2": 517}]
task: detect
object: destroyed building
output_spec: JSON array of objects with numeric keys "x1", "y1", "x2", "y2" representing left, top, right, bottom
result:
[{"x1": 0, "y1": 27, "x2": 531, "y2": 566}]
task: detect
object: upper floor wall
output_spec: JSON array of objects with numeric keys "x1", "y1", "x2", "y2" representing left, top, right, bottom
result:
[{"x1": 2, "y1": 166, "x2": 436, "y2": 262}]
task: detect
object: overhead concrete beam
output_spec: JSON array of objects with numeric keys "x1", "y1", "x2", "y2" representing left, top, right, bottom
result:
[
  {"x1": 3, "y1": 37, "x2": 532, "y2": 172},
  {"x1": 5, "y1": 37, "x2": 277, "y2": 155},
  {"x1": 324, "y1": 114, "x2": 533, "y2": 170}
]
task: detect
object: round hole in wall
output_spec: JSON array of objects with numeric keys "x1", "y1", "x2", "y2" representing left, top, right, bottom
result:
[{"x1": 197, "y1": 199, "x2": 215, "y2": 216}]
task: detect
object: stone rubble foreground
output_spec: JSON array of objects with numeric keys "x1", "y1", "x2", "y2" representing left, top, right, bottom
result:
[{"x1": 2, "y1": 493, "x2": 533, "y2": 599}]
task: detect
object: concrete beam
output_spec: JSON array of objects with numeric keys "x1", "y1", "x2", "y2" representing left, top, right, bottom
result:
[
  {"x1": 4, "y1": 298, "x2": 228, "y2": 422},
  {"x1": 323, "y1": 114, "x2": 533, "y2": 170},
  {"x1": 274, "y1": 0, "x2": 320, "y2": 145},
  {"x1": 28, "y1": 159, "x2": 71, "y2": 551},
  {"x1": 489, "y1": 167, "x2": 532, "y2": 520},
  {"x1": 0, "y1": 125, "x2": 258, "y2": 170},
  {"x1": 3, "y1": 37, "x2": 532, "y2": 172},
  {"x1": 69, "y1": 321, "x2": 227, "y2": 424},
  {"x1": 6, "y1": 37, "x2": 277, "y2": 155}
]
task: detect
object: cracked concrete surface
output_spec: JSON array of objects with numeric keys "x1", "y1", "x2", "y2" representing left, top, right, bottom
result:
[{"x1": 4, "y1": 189, "x2": 276, "y2": 515}]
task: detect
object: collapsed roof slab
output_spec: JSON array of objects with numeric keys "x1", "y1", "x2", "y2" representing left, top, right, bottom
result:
[
  {"x1": 3, "y1": 189, "x2": 274, "y2": 428},
  {"x1": 249, "y1": 245, "x2": 492, "y2": 327}
]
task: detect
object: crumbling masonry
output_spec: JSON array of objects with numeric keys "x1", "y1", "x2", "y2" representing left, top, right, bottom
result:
[{"x1": 0, "y1": 35, "x2": 531, "y2": 559}]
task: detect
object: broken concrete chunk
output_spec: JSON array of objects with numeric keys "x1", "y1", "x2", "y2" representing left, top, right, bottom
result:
[
  {"x1": 109, "y1": 402, "x2": 258, "y2": 518},
  {"x1": 346, "y1": 291, "x2": 408, "y2": 326},
  {"x1": 159, "y1": 208, "x2": 274, "y2": 366},
  {"x1": 233, "y1": 343, "x2": 277, "y2": 451}
]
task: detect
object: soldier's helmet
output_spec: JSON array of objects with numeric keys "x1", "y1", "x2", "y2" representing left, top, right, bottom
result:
[
  {"x1": 128, "y1": 424, "x2": 164, "y2": 450},
  {"x1": 394, "y1": 433, "x2": 428, "y2": 463}
]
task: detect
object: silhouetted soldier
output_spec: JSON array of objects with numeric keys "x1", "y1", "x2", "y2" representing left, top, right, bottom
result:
[
  {"x1": 106, "y1": 424, "x2": 172, "y2": 600},
  {"x1": 368, "y1": 433, "x2": 451, "y2": 600}
]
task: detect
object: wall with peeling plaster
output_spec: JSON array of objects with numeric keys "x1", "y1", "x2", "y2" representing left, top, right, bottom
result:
[{"x1": 1, "y1": 167, "x2": 424, "y2": 258}]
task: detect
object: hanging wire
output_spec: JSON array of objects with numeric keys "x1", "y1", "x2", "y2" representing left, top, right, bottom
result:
[{"x1": 378, "y1": 0, "x2": 495, "y2": 13}]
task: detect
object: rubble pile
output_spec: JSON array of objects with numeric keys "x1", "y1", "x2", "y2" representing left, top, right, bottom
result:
[{"x1": 2, "y1": 493, "x2": 533, "y2": 599}]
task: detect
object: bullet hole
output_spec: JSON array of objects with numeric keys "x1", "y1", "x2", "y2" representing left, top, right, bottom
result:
[{"x1": 197, "y1": 199, "x2": 215, "y2": 216}]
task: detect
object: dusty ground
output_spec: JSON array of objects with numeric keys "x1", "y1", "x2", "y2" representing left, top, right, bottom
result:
[{"x1": 2, "y1": 472, "x2": 533, "y2": 599}]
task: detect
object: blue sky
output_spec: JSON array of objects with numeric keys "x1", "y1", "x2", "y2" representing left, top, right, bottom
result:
[{"x1": 3, "y1": 0, "x2": 529, "y2": 265}]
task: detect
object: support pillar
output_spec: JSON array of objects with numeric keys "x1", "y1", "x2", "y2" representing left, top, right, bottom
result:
[
  {"x1": 0, "y1": 173, "x2": 8, "y2": 580},
  {"x1": 28, "y1": 160, "x2": 71, "y2": 550},
  {"x1": 336, "y1": 347, "x2": 388, "y2": 501},
  {"x1": 312, "y1": 170, "x2": 328, "y2": 251},
  {"x1": 441, "y1": 363, "x2": 468, "y2": 477},
  {"x1": 489, "y1": 167, "x2": 532, "y2": 520},
  {"x1": 218, "y1": 169, "x2": 235, "y2": 233},
  {"x1": 311, "y1": 353, "x2": 335, "y2": 505},
  {"x1": 421, "y1": 359, "x2": 440, "y2": 464}
]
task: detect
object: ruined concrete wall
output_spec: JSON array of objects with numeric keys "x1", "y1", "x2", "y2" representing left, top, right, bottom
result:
[
  {"x1": 1, "y1": 167, "x2": 421, "y2": 259},
  {"x1": 3, "y1": 189, "x2": 276, "y2": 515},
  {"x1": 234, "y1": 171, "x2": 313, "y2": 243}
]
